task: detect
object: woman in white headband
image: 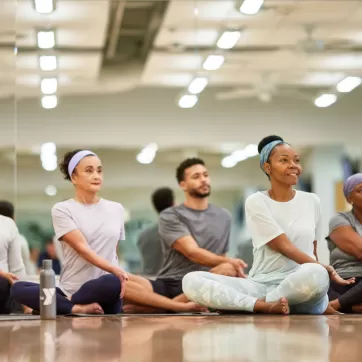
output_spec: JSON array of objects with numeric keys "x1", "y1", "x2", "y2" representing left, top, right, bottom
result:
[
  {"x1": 182, "y1": 135, "x2": 354, "y2": 315},
  {"x1": 12, "y1": 149, "x2": 128, "y2": 315}
]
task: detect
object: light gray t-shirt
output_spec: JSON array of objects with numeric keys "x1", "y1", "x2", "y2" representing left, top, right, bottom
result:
[
  {"x1": 327, "y1": 211, "x2": 362, "y2": 278},
  {"x1": 51, "y1": 198, "x2": 125, "y2": 296},
  {"x1": 0, "y1": 215, "x2": 26, "y2": 278},
  {"x1": 137, "y1": 223, "x2": 163, "y2": 276},
  {"x1": 157, "y1": 204, "x2": 231, "y2": 280}
]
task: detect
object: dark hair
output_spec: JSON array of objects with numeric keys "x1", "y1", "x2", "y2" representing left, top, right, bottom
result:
[
  {"x1": 59, "y1": 149, "x2": 97, "y2": 181},
  {"x1": 176, "y1": 158, "x2": 205, "y2": 183},
  {"x1": 258, "y1": 135, "x2": 284, "y2": 179},
  {"x1": 258, "y1": 135, "x2": 284, "y2": 155},
  {"x1": 0, "y1": 200, "x2": 14, "y2": 219},
  {"x1": 151, "y1": 187, "x2": 174, "y2": 213}
]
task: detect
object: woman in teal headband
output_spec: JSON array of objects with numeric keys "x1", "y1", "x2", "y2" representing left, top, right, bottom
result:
[{"x1": 182, "y1": 135, "x2": 354, "y2": 315}]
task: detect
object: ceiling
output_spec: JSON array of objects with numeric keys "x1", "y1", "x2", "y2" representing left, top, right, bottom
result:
[
  {"x1": 0, "y1": 0, "x2": 360, "y2": 101},
  {"x1": 0, "y1": 0, "x2": 361, "y2": 213}
]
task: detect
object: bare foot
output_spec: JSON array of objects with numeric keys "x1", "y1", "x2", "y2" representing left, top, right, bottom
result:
[
  {"x1": 23, "y1": 305, "x2": 33, "y2": 314},
  {"x1": 329, "y1": 299, "x2": 341, "y2": 311},
  {"x1": 178, "y1": 302, "x2": 209, "y2": 313},
  {"x1": 255, "y1": 297, "x2": 290, "y2": 315},
  {"x1": 351, "y1": 304, "x2": 362, "y2": 313},
  {"x1": 71, "y1": 303, "x2": 104, "y2": 315},
  {"x1": 324, "y1": 304, "x2": 343, "y2": 315}
]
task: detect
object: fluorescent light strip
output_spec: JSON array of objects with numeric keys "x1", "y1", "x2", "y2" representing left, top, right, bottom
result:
[
  {"x1": 39, "y1": 55, "x2": 57, "y2": 71},
  {"x1": 240, "y1": 0, "x2": 264, "y2": 15},
  {"x1": 42, "y1": 95, "x2": 58, "y2": 109},
  {"x1": 178, "y1": 94, "x2": 198, "y2": 108},
  {"x1": 41, "y1": 78, "x2": 57, "y2": 94},
  {"x1": 336, "y1": 76, "x2": 361, "y2": 93},
  {"x1": 37, "y1": 31, "x2": 55, "y2": 49},
  {"x1": 203, "y1": 55, "x2": 224, "y2": 71},
  {"x1": 217, "y1": 31, "x2": 241, "y2": 50},
  {"x1": 34, "y1": 0, "x2": 55, "y2": 14},
  {"x1": 314, "y1": 94, "x2": 337, "y2": 108},
  {"x1": 188, "y1": 77, "x2": 208, "y2": 94}
]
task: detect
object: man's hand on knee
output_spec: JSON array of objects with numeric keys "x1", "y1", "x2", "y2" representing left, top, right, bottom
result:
[{"x1": 210, "y1": 262, "x2": 238, "y2": 277}]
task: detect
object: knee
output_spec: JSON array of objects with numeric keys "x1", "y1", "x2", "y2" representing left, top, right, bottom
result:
[
  {"x1": 0, "y1": 276, "x2": 11, "y2": 291},
  {"x1": 210, "y1": 262, "x2": 237, "y2": 277},
  {"x1": 182, "y1": 272, "x2": 206, "y2": 296},
  {"x1": 103, "y1": 274, "x2": 121, "y2": 297},
  {"x1": 303, "y1": 263, "x2": 329, "y2": 293},
  {"x1": 10, "y1": 282, "x2": 25, "y2": 300}
]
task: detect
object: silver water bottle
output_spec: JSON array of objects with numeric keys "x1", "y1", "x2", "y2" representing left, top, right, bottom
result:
[{"x1": 40, "y1": 259, "x2": 56, "y2": 320}]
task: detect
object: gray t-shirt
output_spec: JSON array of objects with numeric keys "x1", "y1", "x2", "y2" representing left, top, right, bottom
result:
[
  {"x1": 157, "y1": 204, "x2": 231, "y2": 280},
  {"x1": 327, "y1": 211, "x2": 362, "y2": 278},
  {"x1": 137, "y1": 223, "x2": 163, "y2": 276},
  {"x1": 52, "y1": 198, "x2": 125, "y2": 296}
]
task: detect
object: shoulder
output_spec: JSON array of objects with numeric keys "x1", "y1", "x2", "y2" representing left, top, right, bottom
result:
[
  {"x1": 330, "y1": 212, "x2": 354, "y2": 227},
  {"x1": 0, "y1": 215, "x2": 17, "y2": 235},
  {"x1": 51, "y1": 199, "x2": 73, "y2": 215},
  {"x1": 159, "y1": 206, "x2": 179, "y2": 221},
  {"x1": 245, "y1": 192, "x2": 268, "y2": 211}
]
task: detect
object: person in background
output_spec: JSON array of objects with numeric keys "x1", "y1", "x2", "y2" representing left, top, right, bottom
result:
[
  {"x1": 37, "y1": 237, "x2": 62, "y2": 275},
  {"x1": 182, "y1": 136, "x2": 353, "y2": 315},
  {"x1": 137, "y1": 187, "x2": 175, "y2": 276},
  {"x1": 328, "y1": 173, "x2": 362, "y2": 313},
  {"x1": 123, "y1": 158, "x2": 247, "y2": 313},
  {"x1": 0, "y1": 201, "x2": 36, "y2": 275},
  {"x1": 0, "y1": 210, "x2": 26, "y2": 314}
]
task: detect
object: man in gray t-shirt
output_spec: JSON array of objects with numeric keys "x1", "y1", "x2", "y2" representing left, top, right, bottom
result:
[
  {"x1": 124, "y1": 158, "x2": 247, "y2": 313},
  {"x1": 137, "y1": 187, "x2": 174, "y2": 275}
]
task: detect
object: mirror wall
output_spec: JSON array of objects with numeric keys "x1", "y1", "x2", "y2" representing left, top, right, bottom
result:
[
  {"x1": 9, "y1": 0, "x2": 362, "y2": 272},
  {"x1": 0, "y1": 0, "x2": 16, "y2": 207}
]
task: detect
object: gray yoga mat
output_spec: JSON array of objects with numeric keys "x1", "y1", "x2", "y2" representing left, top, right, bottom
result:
[
  {"x1": 0, "y1": 314, "x2": 40, "y2": 321},
  {"x1": 65, "y1": 312, "x2": 220, "y2": 317}
]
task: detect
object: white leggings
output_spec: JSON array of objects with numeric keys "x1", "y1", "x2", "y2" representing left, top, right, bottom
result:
[{"x1": 182, "y1": 263, "x2": 330, "y2": 314}]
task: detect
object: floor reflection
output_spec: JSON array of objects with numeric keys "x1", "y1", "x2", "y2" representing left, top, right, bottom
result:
[{"x1": 0, "y1": 315, "x2": 361, "y2": 362}]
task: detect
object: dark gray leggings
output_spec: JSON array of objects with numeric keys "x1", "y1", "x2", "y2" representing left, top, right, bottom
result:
[
  {"x1": 11, "y1": 274, "x2": 122, "y2": 315},
  {"x1": 328, "y1": 277, "x2": 362, "y2": 313}
]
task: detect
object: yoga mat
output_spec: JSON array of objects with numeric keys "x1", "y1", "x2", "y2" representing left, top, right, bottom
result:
[
  {"x1": 0, "y1": 314, "x2": 40, "y2": 321},
  {"x1": 65, "y1": 312, "x2": 220, "y2": 317}
]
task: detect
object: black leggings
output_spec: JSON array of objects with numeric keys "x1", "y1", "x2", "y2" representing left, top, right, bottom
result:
[
  {"x1": 11, "y1": 274, "x2": 122, "y2": 315},
  {"x1": 328, "y1": 277, "x2": 362, "y2": 313}
]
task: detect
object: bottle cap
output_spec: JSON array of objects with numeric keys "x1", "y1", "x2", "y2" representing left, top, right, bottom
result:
[{"x1": 42, "y1": 259, "x2": 53, "y2": 270}]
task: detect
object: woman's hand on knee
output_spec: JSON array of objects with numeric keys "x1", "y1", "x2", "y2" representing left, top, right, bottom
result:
[
  {"x1": 324, "y1": 265, "x2": 355, "y2": 286},
  {"x1": 112, "y1": 267, "x2": 129, "y2": 298},
  {"x1": 0, "y1": 271, "x2": 19, "y2": 285}
]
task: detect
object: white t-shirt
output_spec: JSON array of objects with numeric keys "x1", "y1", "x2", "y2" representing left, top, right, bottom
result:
[
  {"x1": 52, "y1": 198, "x2": 125, "y2": 297},
  {"x1": 0, "y1": 215, "x2": 26, "y2": 278},
  {"x1": 246, "y1": 190, "x2": 321, "y2": 284}
]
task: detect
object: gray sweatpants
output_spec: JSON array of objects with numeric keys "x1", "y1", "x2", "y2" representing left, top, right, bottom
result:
[{"x1": 182, "y1": 263, "x2": 330, "y2": 314}]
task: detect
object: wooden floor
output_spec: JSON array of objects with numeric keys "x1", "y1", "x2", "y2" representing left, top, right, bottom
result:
[{"x1": 0, "y1": 314, "x2": 362, "y2": 361}]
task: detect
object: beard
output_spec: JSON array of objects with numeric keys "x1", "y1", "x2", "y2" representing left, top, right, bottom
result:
[{"x1": 188, "y1": 185, "x2": 211, "y2": 199}]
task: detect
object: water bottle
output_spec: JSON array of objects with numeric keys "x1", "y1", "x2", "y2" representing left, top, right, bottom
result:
[{"x1": 40, "y1": 259, "x2": 56, "y2": 320}]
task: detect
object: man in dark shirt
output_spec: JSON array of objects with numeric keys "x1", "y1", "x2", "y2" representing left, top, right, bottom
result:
[{"x1": 137, "y1": 187, "x2": 174, "y2": 276}]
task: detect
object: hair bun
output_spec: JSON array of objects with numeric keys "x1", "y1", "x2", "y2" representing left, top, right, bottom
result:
[{"x1": 257, "y1": 135, "x2": 284, "y2": 154}]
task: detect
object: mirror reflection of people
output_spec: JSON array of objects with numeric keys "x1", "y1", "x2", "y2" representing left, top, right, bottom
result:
[
  {"x1": 11, "y1": 149, "x2": 128, "y2": 315},
  {"x1": 137, "y1": 187, "x2": 174, "y2": 276},
  {"x1": 328, "y1": 173, "x2": 362, "y2": 313},
  {"x1": 37, "y1": 238, "x2": 62, "y2": 275},
  {"x1": 0, "y1": 204, "x2": 26, "y2": 314},
  {"x1": 0, "y1": 201, "x2": 36, "y2": 275},
  {"x1": 182, "y1": 136, "x2": 354, "y2": 315}
]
